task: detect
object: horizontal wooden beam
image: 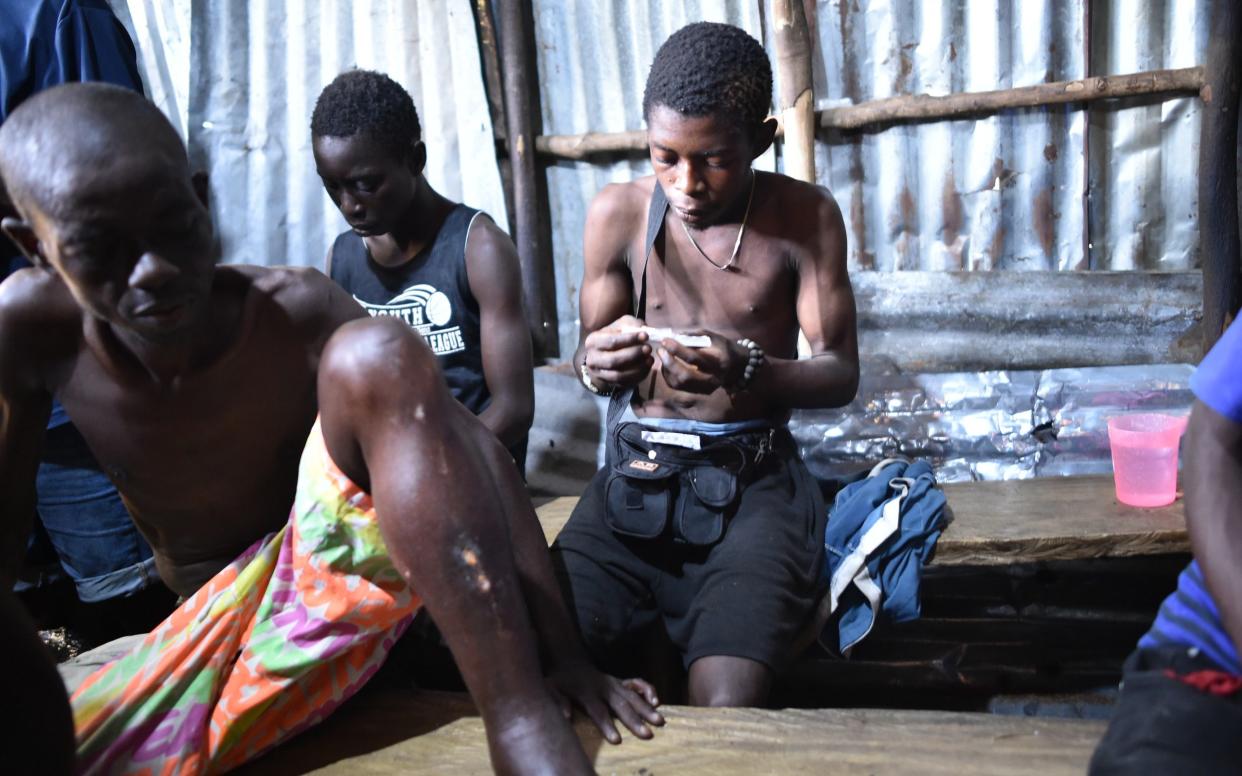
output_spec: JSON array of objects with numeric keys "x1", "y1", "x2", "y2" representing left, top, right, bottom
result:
[
  {"x1": 534, "y1": 67, "x2": 1204, "y2": 160},
  {"x1": 535, "y1": 129, "x2": 647, "y2": 161},
  {"x1": 820, "y1": 66, "x2": 1204, "y2": 130}
]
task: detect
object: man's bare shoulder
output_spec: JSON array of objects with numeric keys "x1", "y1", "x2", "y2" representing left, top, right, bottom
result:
[
  {"x1": 0, "y1": 268, "x2": 81, "y2": 369},
  {"x1": 225, "y1": 264, "x2": 364, "y2": 332},
  {"x1": 463, "y1": 213, "x2": 516, "y2": 266},
  {"x1": 589, "y1": 176, "x2": 657, "y2": 223},
  {"x1": 759, "y1": 172, "x2": 846, "y2": 260},
  {"x1": 585, "y1": 177, "x2": 658, "y2": 268},
  {"x1": 763, "y1": 172, "x2": 844, "y2": 225},
  {"x1": 225, "y1": 262, "x2": 329, "y2": 293}
]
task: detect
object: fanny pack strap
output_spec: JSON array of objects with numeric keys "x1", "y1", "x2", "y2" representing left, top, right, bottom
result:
[
  {"x1": 606, "y1": 182, "x2": 670, "y2": 457},
  {"x1": 613, "y1": 422, "x2": 779, "y2": 478}
]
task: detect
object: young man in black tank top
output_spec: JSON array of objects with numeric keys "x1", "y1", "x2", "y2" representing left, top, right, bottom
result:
[
  {"x1": 311, "y1": 70, "x2": 532, "y2": 471},
  {"x1": 552, "y1": 23, "x2": 859, "y2": 707}
]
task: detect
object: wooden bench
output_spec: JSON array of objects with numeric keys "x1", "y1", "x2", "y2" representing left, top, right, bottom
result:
[
  {"x1": 245, "y1": 689, "x2": 1107, "y2": 775},
  {"x1": 537, "y1": 475, "x2": 1188, "y2": 703},
  {"x1": 535, "y1": 474, "x2": 1189, "y2": 565},
  {"x1": 80, "y1": 476, "x2": 1154, "y2": 773}
]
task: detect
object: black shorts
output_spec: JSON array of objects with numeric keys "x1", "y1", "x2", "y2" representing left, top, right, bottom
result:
[
  {"x1": 551, "y1": 428, "x2": 826, "y2": 670},
  {"x1": 1090, "y1": 646, "x2": 1242, "y2": 775}
]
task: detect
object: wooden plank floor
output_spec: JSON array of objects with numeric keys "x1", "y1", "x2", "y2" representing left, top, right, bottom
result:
[
  {"x1": 245, "y1": 689, "x2": 1106, "y2": 775},
  {"x1": 535, "y1": 475, "x2": 1188, "y2": 565}
]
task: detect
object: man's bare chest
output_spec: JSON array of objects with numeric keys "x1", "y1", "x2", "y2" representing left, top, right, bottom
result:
[
  {"x1": 635, "y1": 242, "x2": 798, "y2": 335},
  {"x1": 55, "y1": 341, "x2": 318, "y2": 503}
]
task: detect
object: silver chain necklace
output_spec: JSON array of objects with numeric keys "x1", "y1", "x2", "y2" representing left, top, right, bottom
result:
[{"x1": 679, "y1": 171, "x2": 756, "y2": 272}]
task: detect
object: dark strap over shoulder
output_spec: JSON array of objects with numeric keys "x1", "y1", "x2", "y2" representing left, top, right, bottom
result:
[
  {"x1": 607, "y1": 183, "x2": 670, "y2": 435},
  {"x1": 636, "y1": 181, "x2": 668, "y2": 319}
]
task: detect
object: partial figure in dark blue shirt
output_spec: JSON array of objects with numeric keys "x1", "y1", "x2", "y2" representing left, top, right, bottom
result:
[
  {"x1": 0, "y1": 0, "x2": 143, "y2": 120},
  {"x1": 2, "y1": 0, "x2": 144, "y2": 275},
  {"x1": 1091, "y1": 320, "x2": 1242, "y2": 775},
  {"x1": 1, "y1": 0, "x2": 163, "y2": 616}
]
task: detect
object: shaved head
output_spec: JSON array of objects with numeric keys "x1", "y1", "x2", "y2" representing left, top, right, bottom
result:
[
  {"x1": 0, "y1": 82, "x2": 215, "y2": 345},
  {"x1": 0, "y1": 82, "x2": 187, "y2": 221}
]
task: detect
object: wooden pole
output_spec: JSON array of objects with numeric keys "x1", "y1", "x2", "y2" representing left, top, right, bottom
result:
[
  {"x1": 533, "y1": 67, "x2": 1204, "y2": 160},
  {"x1": 770, "y1": 0, "x2": 816, "y2": 360},
  {"x1": 771, "y1": 0, "x2": 816, "y2": 184},
  {"x1": 498, "y1": 0, "x2": 559, "y2": 358},
  {"x1": 1200, "y1": 4, "x2": 1242, "y2": 349},
  {"x1": 472, "y1": 0, "x2": 515, "y2": 227}
]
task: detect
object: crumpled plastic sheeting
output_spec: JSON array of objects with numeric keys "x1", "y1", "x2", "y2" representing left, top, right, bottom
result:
[{"x1": 791, "y1": 364, "x2": 1194, "y2": 483}]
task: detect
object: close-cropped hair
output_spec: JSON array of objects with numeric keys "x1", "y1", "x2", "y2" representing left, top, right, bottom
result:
[
  {"x1": 311, "y1": 69, "x2": 422, "y2": 160},
  {"x1": 642, "y1": 21, "x2": 773, "y2": 135}
]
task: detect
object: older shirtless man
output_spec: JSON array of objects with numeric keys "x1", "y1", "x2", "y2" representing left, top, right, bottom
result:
[
  {"x1": 0, "y1": 83, "x2": 659, "y2": 774},
  {"x1": 552, "y1": 22, "x2": 859, "y2": 708}
]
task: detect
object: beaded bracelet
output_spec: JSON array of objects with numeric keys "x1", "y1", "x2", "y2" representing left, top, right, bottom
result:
[
  {"x1": 579, "y1": 360, "x2": 615, "y2": 396},
  {"x1": 731, "y1": 338, "x2": 765, "y2": 392}
]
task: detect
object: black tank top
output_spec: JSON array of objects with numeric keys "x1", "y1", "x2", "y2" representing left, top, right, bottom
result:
[{"x1": 329, "y1": 204, "x2": 527, "y2": 470}]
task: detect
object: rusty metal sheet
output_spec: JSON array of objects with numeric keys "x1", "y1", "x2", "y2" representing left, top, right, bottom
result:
[{"x1": 852, "y1": 270, "x2": 1203, "y2": 372}]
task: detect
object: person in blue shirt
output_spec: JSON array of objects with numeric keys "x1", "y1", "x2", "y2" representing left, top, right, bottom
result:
[
  {"x1": 3, "y1": 0, "x2": 144, "y2": 274},
  {"x1": 1, "y1": 0, "x2": 166, "y2": 625},
  {"x1": 1091, "y1": 320, "x2": 1242, "y2": 774}
]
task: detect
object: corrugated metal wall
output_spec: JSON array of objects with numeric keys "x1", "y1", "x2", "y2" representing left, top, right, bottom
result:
[
  {"x1": 1085, "y1": 0, "x2": 1205, "y2": 270},
  {"x1": 533, "y1": 0, "x2": 1208, "y2": 352},
  {"x1": 114, "y1": 1, "x2": 1208, "y2": 354},
  {"x1": 816, "y1": 0, "x2": 1206, "y2": 273},
  {"x1": 816, "y1": 0, "x2": 1089, "y2": 272},
  {"x1": 117, "y1": 0, "x2": 508, "y2": 270},
  {"x1": 104, "y1": 1, "x2": 1208, "y2": 488}
]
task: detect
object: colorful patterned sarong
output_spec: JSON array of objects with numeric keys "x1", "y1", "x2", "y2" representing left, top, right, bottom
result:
[{"x1": 71, "y1": 418, "x2": 422, "y2": 774}]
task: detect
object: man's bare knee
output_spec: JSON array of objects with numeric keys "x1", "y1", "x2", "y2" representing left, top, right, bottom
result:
[
  {"x1": 690, "y1": 683, "x2": 769, "y2": 708},
  {"x1": 320, "y1": 317, "x2": 449, "y2": 416},
  {"x1": 322, "y1": 317, "x2": 437, "y2": 383},
  {"x1": 687, "y1": 656, "x2": 771, "y2": 707}
]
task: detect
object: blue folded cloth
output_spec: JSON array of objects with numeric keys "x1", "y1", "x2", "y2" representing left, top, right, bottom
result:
[{"x1": 821, "y1": 459, "x2": 948, "y2": 655}]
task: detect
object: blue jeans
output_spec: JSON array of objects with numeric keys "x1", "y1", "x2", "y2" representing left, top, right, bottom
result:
[{"x1": 16, "y1": 420, "x2": 156, "y2": 602}]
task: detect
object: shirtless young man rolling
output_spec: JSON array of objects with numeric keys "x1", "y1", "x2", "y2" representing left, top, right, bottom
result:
[
  {"x1": 552, "y1": 22, "x2": 859, "y2": 708},
  {"x1": 0, "y1": 83, "x2": 659, "y2": 774}
]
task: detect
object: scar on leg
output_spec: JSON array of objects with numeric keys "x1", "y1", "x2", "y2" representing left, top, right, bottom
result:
[
  {"x1": 413, "y1": 403, "x2": 425, "y2": 421},
  {"x1": 455, "y1": 539, "x2": 492, "y2": 593}
]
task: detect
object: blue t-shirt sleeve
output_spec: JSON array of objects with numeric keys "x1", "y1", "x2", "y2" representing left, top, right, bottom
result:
[
  {"x1": 1192, "y1": 320, "x2": 1242, "y2": 423},
  {"x1": 2, "y1": 2, "x2": 143, "y2": 286},
  {"x1": 54, "y1": 0, "x2": 144, "y2": 92}
]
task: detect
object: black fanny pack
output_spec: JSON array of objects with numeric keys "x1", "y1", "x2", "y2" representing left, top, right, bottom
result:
[{"x1": 603, "y1": 422, "x2": 775, "y2": 546}]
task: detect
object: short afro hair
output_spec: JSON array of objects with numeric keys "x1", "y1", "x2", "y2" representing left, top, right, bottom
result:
[
  {"x1": 642, "y1": 22, "x2": 773, "y2": 135},
  {"x1": 311, "y1": 69, "x2": 421, "y2": 160}
]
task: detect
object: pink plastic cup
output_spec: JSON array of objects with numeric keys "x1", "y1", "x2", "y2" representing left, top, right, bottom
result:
[{"x1": 1107, "y1": 413, "x2": 1189, "y2": 508}]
